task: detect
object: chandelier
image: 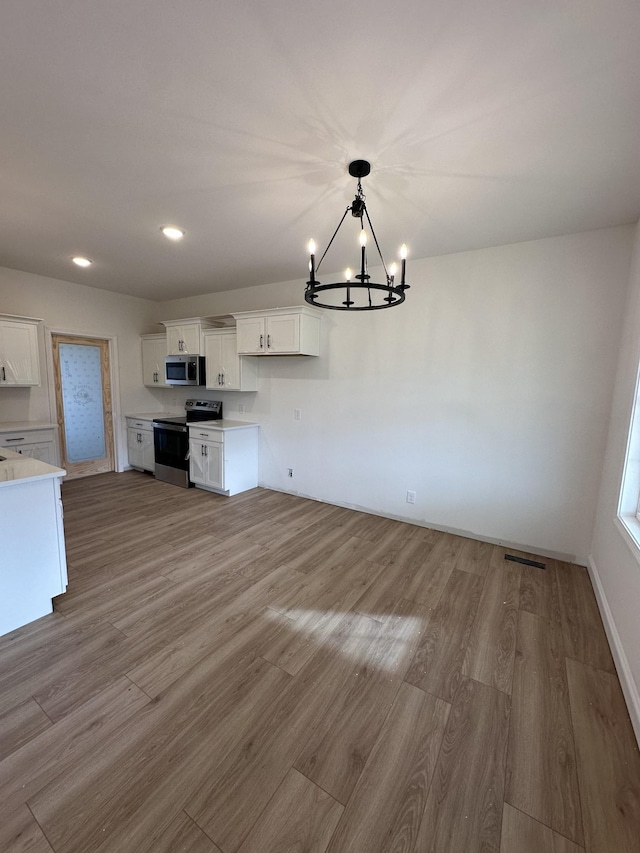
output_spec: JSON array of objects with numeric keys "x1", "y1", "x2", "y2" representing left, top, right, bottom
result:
[{"x1": 305, "y1": 160, "x2": 408, "y2": 311}]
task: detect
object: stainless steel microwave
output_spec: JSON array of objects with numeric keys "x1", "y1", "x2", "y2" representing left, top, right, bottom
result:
[{"x1": 165, "y1": 355, "x2": 206, "y2": 386}]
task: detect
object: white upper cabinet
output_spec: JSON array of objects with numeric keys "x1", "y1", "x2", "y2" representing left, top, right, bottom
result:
[
  {"x1": 163, "y1": 319, "x2": 214, "y2": 355},
  {"x1": 204, "y1": 330, "x2": 258, "y2": 391},
  {"x1": 232, "y1": 306, "x2": 321, "y2": 356},
  {"x1": 0, "y1": 315, "x2": 41, "y2": 386},
  {"x1": 141, "y1": 334, "x2": 170, "y2": 388}
]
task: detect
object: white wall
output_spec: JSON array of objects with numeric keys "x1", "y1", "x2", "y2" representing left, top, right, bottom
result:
[
  {"x1": 160, "y1": 225, "x2": 634, "y2": 564},
  {"x1": 0, "y1": 266, "x2": 165, "y2": 470},
  {"x1": 589, "y1": 219, "x2": 640, "y2": 742}
]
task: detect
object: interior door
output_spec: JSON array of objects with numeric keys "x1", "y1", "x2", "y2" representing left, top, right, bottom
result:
[{"x1": 51, "y1": 334, "x2": 115, "y2": 478}]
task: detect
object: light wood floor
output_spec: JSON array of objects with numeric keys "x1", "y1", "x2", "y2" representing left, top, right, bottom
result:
[{"x1": 1, "y1": 472, "x2": 640, "y2": 853}]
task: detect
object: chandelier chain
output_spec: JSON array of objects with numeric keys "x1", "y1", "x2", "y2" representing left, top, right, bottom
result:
[{"x1": 316, "y1": 207, "x2": 350, "y2": 273}]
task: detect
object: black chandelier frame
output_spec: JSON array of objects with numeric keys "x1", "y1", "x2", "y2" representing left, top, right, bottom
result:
[{"x1": 304, "y1": 160, "x2": 409, "y2": 311}]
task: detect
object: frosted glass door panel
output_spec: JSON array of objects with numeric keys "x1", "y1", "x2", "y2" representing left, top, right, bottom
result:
[{"x1": 59, "y1": 343, "x2": 106, "y2": 462}]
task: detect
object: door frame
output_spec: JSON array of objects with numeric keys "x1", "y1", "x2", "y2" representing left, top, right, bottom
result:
[{"x1": 45, "y1": 328, "x2": 123, "y2": 473}]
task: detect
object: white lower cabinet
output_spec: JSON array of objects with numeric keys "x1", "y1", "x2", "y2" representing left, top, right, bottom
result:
[
  {"x1": 189, "y1": 423, "x2": 258, "y2": 496},
  {"x1": 126, "y1": 417, "x2": 155, "y2": 473},
  {"x1": 0, "y1": 457, "x2": 68, "y2": 637},
  {"x1": 0, "y1": 425, "x2": 58, "y2": 465},
  {"x1": 189, "y1": 435, "x2": 223, "y2": 490}
]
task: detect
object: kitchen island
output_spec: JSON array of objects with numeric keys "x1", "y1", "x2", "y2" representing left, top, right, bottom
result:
[{"x1": 0, "y1": 447, "x2": 68, "y2": 636}]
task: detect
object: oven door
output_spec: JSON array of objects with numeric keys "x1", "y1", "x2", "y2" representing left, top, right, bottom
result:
[{"x1": 153, "y1": 423, "x2": 191, "y2": 487}]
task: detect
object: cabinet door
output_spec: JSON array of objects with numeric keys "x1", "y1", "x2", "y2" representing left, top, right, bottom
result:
[
  {"x1": 127, "y1": 428, "x2": 144, "y2": 469},
  {"x1": 220, "y1": 333, "x2": 240, "y2": 389},
  {"x1": 141, "y1": 431, "x2": 155, "y2": 472},
  {"x1": 0, "y1": 319, "x2": 40, "y2": 385},
  {"x1": 204, "y1": 334, "x2": 224, "y2": 389},
  {"x1": 265, "y1": 314, "x2": 300, "y2": 353},
  {"x1": 166, "y1": 324, "x2": 201, "y2": 355},
  {"x1": 166, "y1": 327, "x2": 183, "y2": 355},
  {"x1": 188, "y1": 438, "x2": 207, "y2": 485},
  {"x1": 204, "y1": 440, "x2": 224, "y2": 489},
  {"x1": 181, "y1": 324, "x2": 201, "y2": 354},
  {"x1": 20, "y1": 442, "x2": 54, "y2": 464},
  {"x1": 142, "y1": 337, "x2": 169, "y2": 387},
  {"x1": 236, "y1": 318, "x2": 265, "y2": 354}
]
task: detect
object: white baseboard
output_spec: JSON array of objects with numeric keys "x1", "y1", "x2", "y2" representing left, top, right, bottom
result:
[
  {"x1": 587, "y1": 554, "x2": 640, "y2": 747},
  {"x1": 258, "y1": 483, "x2": 577, "y2": 563}
]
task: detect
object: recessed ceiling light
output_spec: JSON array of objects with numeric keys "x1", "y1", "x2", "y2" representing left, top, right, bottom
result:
[
  {"x1": 72, "y1": 256, "x2": 92, "y2": 267},
  {"x1": 161, "y1": 226, "x2": 185, "y2": 241}
]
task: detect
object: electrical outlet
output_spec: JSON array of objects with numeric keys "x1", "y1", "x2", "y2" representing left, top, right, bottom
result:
[
  {"x1": 406, "y1": 490, "x2": 416, "y2": 504},
  {"x1": 238, "y1": 403, "x2": 245, "y2": 414},
  {"x1": 294, "y1": 409, "x2": 302, "y2": 420},
  {"x1": 288, "y1": 468, "x2": 294, "y2": 477}
]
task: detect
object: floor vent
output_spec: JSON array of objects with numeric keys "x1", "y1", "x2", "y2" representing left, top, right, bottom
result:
[{"x1": 504, "y1": 554, "x2": 546, "y2": 570}]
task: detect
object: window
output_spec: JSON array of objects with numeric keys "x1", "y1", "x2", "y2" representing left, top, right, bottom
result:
[{"x1": 618, "y1": 355, "x2": 640, "y2": 554}]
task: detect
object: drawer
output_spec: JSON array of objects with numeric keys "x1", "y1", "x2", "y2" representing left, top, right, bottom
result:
[
  {"x1": 190, "y1": 428, "x2": 223, "y2": 443},
  {"x1": 0, "y1": 428, "x2": 55, "y2": 446},
  {"x1": 126, "y1": 418, "x2": 154, "y2": 431}
]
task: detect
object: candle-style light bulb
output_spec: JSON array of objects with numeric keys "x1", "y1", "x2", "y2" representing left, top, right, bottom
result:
[
  {"x1": 389, "y1": 262, "x2": 397, "y2": 282},
  {"x1": 359, "y1": 229, "x2": 367, "y2": 281},
  {"x1": 308, "y1": 239, "x2": 316, "y2": 282},
  {"x1": 399, "y1": 244, "x2": 407, "y2": 286},
  {"x1": 345, "y1": 267, "x2": 352, "y2": 281}
]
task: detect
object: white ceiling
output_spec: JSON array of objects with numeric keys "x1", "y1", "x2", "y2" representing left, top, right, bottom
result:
[{"x1": 1, "y1": 0, "x2": 640, "y2": 302}]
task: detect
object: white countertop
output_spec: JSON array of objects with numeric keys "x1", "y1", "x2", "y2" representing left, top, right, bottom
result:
[
  {"x1": 0, "y1": 447, "x2": 66, "y2": 487},
  {"x1": 0, "y1": 421, "x2": 57, "y2": 432},
  {"x1": 188, "y1": 419, "x2": 259, "y2": 431},
  {"x1": 125, "y1": 412, "x2": 181, "y2": 421}
]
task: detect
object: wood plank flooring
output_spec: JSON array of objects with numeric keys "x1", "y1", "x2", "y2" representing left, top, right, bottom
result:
[{"x1": 1, "y1": 471, "x2": 640, "y2": 853}]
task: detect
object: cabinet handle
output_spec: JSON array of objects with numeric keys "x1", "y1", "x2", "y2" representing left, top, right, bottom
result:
[
  {"x1": 259, "y1": 334, "x2": 263, "y2": 350},
  {"x1": 221, "y1": 372, "x2": 225, "y2": 385},
  {"x1": 267, "y1": 334, "x2": 271, "y2": 349},
  {"x1": 204, "y1": 445, "x2": 208, "y2": 457},
  {"x1": 1, "y1": 366, "x2": 5, "y2": 381},
  {"x1": 5, "y1": 437, "x2": 24, "y2": 442}
]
